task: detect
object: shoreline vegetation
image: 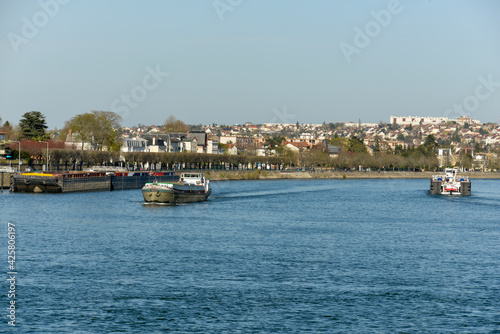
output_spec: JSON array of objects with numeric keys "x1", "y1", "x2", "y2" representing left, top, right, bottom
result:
[{"x1": 205, "y1": 170, "x2": 500, "y2": 181}]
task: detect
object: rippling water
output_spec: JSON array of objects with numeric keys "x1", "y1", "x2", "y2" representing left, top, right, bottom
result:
[{"x1": 2, "y1": 179, "x2": 500, "y2": 333}]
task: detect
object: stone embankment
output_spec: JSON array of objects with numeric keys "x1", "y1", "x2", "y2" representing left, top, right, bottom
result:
[
  {"x1": 1, "y1": 172, "x2": 10, "y2": 189},
  {"x1": 205, "y1": 170, "x2": 500, "y2": 181}
]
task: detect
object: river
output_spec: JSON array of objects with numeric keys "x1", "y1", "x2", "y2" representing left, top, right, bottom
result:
[{"x1": 2, "y1": 178, "x2": 499, "y2": 333}]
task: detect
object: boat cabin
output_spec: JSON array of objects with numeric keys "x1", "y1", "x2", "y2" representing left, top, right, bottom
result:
[{"x1": 179, "y1": 173, "x2": 205, "y2": 185}]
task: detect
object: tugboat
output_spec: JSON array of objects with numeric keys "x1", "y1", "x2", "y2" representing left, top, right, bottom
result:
[
  {"x1": 142, "y1": 172, "x2": 211, "y2": 204},
  {"x1": 430, "y1": 168, "x2": 471, "y2": 196}
]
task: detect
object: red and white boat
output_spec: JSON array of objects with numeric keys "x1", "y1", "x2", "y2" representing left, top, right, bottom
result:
[{"x1": 430, "y1": 168, "x2": 471, "y2": 196}]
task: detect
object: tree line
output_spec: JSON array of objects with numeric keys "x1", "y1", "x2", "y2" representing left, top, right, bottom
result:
[{"x1": 38, "y1": 149, "x2": 449, "y2": 172}]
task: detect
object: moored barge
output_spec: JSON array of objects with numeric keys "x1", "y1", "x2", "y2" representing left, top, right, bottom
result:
[{"x1": 10, "y1": 171, "x2": 177, "y2": 193}]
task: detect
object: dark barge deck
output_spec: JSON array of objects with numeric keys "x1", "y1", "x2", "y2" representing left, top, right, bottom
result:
[{"x1": 10, "y1": 171, "x2": 179, "y2": 193}]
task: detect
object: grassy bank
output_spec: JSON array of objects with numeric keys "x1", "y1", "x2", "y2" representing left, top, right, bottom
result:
[{"x1": 204, "y1": 170, "x2": 500, "y2": 181}]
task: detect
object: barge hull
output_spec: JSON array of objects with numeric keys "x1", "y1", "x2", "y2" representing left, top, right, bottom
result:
[{"x1": 142, "y1": 188, "x2": 211, "y2": 204}]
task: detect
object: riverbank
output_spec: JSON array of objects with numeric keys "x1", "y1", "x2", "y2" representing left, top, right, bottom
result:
[{"x1": 205, "y1": 170, "x2": 500, "y2": 181}]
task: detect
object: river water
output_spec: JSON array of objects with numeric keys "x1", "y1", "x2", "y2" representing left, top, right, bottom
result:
[{"x1": 2, "y1": 179, "x2": 500, "y2": 333}]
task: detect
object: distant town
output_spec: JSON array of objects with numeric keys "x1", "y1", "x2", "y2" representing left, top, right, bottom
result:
[{"x1": 1, "y1": 112, "x2": 499, "y2": 172}]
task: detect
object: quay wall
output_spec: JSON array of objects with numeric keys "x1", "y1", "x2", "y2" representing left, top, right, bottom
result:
[
  {"x1": 205, "y1": 170, "x2": 500, "y2": 181},
  {"x1": 1, "y1": 172, "x2": 12, "y2": 190},
  {"x1": 8, "y1": 170, "x2": 499, "y2": 192}
]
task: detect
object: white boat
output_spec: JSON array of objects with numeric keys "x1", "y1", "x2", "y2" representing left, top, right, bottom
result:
[
  {"x1": 142, "y1": 172, "x2": 211, "y2": 204},
  {"x1": 430, "y1": 168, "x2": 471, "y2": 196}
]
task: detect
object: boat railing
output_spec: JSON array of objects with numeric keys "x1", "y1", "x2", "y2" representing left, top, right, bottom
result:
[{"x1": 432, "y1": 174, "x2": 469, "y2": 182}]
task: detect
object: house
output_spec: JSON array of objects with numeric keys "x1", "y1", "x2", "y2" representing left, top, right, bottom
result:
[
  {"x1": 284, "y1": 143, "x2": 300, "y2": 152},
  {"x1": 436, "y1": 148, "x2": 452, "y2": 167},
  {"x1": 188, "y1": 130, "x2": 207, "y2": 149},
  {"x1": 206, "y1": 138, "x2": 221, "y2": 154},
  {"x1": 140, "y1": 133, "x2": 198, "y2": 153},
  {"x1": 121, "y1": 137, "x2": 148, "y2": 152},
  {"x1": 226, "y1": 143, "x2": 238, "y2": 155},
  {"x1": 284, "y1": 141, "x2": 311, "y2": 151},
  {"x1": 143, "y1": 135, "x2": 168, "y2": 152},
  {"x1": 181, "y1": 138, "x2": 197, "y2": 153}
]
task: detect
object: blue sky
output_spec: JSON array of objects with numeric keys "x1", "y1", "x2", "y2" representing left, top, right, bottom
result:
[{"x1": 1, "y1": 0, "x2": 499, "y2": 129}]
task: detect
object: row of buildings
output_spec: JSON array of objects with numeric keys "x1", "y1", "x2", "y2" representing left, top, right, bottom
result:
[
  {"x1": 120, "y1": 129, "x2": 340, "y2": 157},
  {"x1": 118, "y1": 115, "x2": 500, "y2": 156}
]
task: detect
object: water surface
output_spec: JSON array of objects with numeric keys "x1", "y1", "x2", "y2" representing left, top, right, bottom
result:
[{"x1": 2, "y1": 179, "x2": 499, "y2": 333}]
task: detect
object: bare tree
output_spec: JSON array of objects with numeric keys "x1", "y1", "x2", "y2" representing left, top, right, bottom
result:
[{"x1": 163, "y1": 115, "x2": 189, "y2": 133}]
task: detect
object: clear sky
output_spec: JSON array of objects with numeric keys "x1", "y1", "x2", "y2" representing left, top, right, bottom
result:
[{"x1": 1, "y1": 0, "x2": 499, "y2": 129}]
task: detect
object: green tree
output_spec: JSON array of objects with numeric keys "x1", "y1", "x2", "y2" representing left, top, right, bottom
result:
[
  {"x1": 474, "y1": 141, "x2": 483, "y2": 153},
  {"x1": 264, "y1": 136, "x2": 285, "y2": 155},
  {"x1": 423, "y1": 134, "x2": 438, "y2": 148},
  {"x1": 478, "y1": 128, "x2": 489, "y2": 136},
  {"x1": 394, "y1": 144, "x2": 405, "y2": 155},
  {"x1": 1, "y1": 121, "x2": 14, "y2": 140},
  {"x1": 374, "y1": 136, "x2": 380, "y2": 152},
  {"x1": 348, "y1": 136, "x2": 367, "y2": 153},
  {"x1": 330, "y1": 137, "x2": 348, "y2": 151},
  {"x1": 19, "y1": 111, "x2": 48, "y2": 140},
  {"x1": 65, "y1": 111, "x2": 122, "y2": 151}
]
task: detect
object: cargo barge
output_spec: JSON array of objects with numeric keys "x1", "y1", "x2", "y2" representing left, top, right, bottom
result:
[
  {"x1": 142, "y1": 172, "x2": 211, "y2": 204},
  {"x1": 10, "y1": 171, "x2": 178, "y2": 193}
]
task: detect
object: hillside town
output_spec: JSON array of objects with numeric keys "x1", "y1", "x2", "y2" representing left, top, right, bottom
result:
[
  {"x1": 113, "y1": 114, "x2": 499, "y2": 169},
  {"x1": 1, "y1": 112, "x2": 500, "y2": 171}
]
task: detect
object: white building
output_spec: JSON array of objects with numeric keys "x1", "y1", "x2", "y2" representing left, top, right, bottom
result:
[
  {"x1": 121, "y1": 137, "x2": 148, "y2": 152},
  {"x1": 455, "y1": 115, "x2": 480, "y2": 125},
  {"x1": 390, "y1": 115, "x2": 449, "y2": 126},
  {"x1": 219, "y1": 135, "x2": 237, "y2": 144}
]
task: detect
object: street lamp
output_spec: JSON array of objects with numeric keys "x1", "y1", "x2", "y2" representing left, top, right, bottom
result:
[
  {"x1": 40, "y1": 141, "x2": 49, "y2": 171},
  {"x1": 11, "y1": 141, "x2": 21, "y2": 172}
]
